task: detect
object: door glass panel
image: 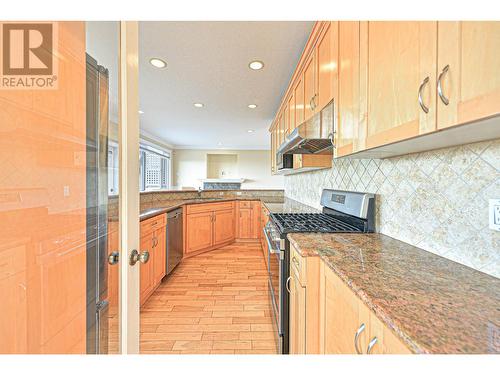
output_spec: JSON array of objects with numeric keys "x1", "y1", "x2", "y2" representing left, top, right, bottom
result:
[{"x1": 0, "y1": 21, "x2": 121, "y2": 354}]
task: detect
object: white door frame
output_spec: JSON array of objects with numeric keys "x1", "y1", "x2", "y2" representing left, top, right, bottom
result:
[{"x1": 118, "y1": 21, "x2": 140, "y2": 354}]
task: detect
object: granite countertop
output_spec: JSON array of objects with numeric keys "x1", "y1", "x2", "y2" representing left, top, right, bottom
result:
[
  {"x1": 287, "y1": 232, "x2": 500, "y2": 354},
  {"x1": 262, "y1": 197, "x2": 320, "y2": 214},
  {"x1": 139, "y1": 196, "x2": 287, "y2": 221}
]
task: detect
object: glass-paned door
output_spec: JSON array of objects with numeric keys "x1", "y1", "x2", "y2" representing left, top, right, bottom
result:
[{"x1": 0, "y1": 21, "x2": 139, "y2": 354}]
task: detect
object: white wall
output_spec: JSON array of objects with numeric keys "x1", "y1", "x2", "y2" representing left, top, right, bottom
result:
[{"x1": 172, "y1": 149, "x2": 284, "y2": 189}]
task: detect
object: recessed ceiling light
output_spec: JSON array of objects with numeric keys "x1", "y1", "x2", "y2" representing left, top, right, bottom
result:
[
  {"x1": 149, "y1": 58, "x2": 167, "y2": 69},
  {"x1": 138, "y1": 110, "x2": 144, "y2": 114},
  {"x1": 247, "y1": 129, "x2": 254, "y2": 133},
  {"x1": 248, "y1": 60, "x2": 264, "y2": 70},
  {"x1": 248, "y1": 104, "x2": 258, "y2": 109},
  {"x1": 193, "y1": 103, "x2": 204, "y2": 108}
]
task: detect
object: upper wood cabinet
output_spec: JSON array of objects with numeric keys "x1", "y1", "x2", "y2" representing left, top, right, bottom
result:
[
  {"x1": 303, "y1": 52, "x2": 316, "y2": 121},
  {"x1": 437, "y1": 21, "x2": 500, "y2": 129},
  {"x1": 360, "y1": 21, "x2": 438, "y2": 150},
  {"x1": 337, "y1": 21, "x2": 361, "y2": 157},
  {"x1": 316, "y1": 22, "x2": 338, "y2": 112},
  {"x1": 287, "y1": 93, "x2": 295, "y2": 133},
  {"x1": 294, "y1": 76, "x2": 305, "y2": 126}
]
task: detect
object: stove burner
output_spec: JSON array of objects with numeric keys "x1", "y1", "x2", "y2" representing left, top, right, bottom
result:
[{"x1": 270, "y1": 213, "x2": 365, "y2": 234}]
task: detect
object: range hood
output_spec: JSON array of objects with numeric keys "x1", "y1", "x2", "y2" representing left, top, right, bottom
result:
[{"x1": 277, "y1": 99, "x2": 335, "y2": 156}]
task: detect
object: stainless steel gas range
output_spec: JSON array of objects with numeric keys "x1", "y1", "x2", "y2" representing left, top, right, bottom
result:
[{"x1": 263, "y1": 189, "x2": 375, "y2": 354}]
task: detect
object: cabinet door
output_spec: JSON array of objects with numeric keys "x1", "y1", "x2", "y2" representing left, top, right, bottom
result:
[
  {"x1": 337, "y1": 21, "x2": 360, "y2": 156},
  {"x1": 237, "y1": 208, "x2": 252, "y2": 239},
  {"x1": 250, "y1": 201, "x2": 261, "y2": 239},
  {"x1": 140, "y1": 234, "x2": 154, "y2": 305},
  {"x1": 185, "y1": 212, "x2": 213, "y2": 254},
  {"x1": 289, "y1": 269, "x2": 306, "y2": 354},
  {"x1": 213, "y1": 209, "x2": 235, "y2": 246},
  {"x1": 366, "y1": 312, "x2": 412, "y2": 354},
  {"x1": 361, "y1": 21, "x2": 437, "y2": 150},
  {"x1": 152, "y1": 227, "x2": 166, "y2": 285},
  {"x1": 303, "y1": 52, "x2": 316, "y2": 121},
  {"x1": 316, "y1": 21, "x2": 338, "y2": 111},
  {"x1": 294, "y1": 75, "x2": 305, "y2": 126},
  {"x1": 320, "y1": 264, "x2": 369, "y2": 354},
  {"x1": 288, "y1": 93, "x2": 295, "y2": 132},
  {"x1": 437, "y1": 21, "x2": 500, "y2": 129},
  {"x1": 270, "y1": 129, "x2": 275, "y2": 174}
]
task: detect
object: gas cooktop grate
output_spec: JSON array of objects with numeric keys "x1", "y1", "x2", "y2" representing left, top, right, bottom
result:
[{"x1": 270, "y1": 213, "x2": 365, "y2": 234}]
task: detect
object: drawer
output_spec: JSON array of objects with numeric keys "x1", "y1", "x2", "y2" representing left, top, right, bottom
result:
[
  {"x1": 290, "y1": 244, "x2": 306, "y2": 286},
  {"x1": 141, "y1": 214, "x2": 166, "y2": 235},
  {"x1": 186, "y1": 201, "x2": 234, "y2": 214},
  {"x1": 238, "y1": 201, "x2": 251, "y2": 209}
]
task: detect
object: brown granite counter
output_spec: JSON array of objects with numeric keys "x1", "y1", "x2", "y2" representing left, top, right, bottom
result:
[
  {"x1": 287, "y1": 232, "x2": 500, "y2": 354},
  {"x1": 139, "y1": 196, "x2": 287, "y2": 221},
  {"x1": 262, "y1": 197, "x2": 320, "y2": 214}
]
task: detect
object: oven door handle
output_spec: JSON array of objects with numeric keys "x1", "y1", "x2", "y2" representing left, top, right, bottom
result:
[{"x1": 264, "y1": 223, "x2": 281, "y2": 254}]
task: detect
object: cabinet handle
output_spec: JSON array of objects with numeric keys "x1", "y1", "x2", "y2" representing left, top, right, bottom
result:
[
  {"x1": 418, "y1": 76, "x2": 430, "y2": 114},
  {"x1": 367, "y1": 337, "x2": 378, "y2": 354},
  {"x1": 311, "y1": 94, "x2": 318, "y2": 110},
  {"x1": 286, "y1": 276, "x2": 292, "y2": 293},
  {"x1": 354, "y1": 323, "x2": 366, "y2": 354},
  {"x1": 437, "y1": 65, "x2": 450, "y2": 105},
  {"x1": 292, "y1": 256, "x2": 300, "y2": 268}
]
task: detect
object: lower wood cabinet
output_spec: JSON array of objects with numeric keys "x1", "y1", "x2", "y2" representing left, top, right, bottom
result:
[
  {"x1": 260, "y1": 203, "x2": 270, "y2": 266},
  {"x1": 236, "y1": 201, "x2": 261, "y2": 240},
  {"x1": 318, "y1": 261, "x2": 411, "y2": 354},
  {"x1": 185, "y1": 202, "x2": 235, "y2": 255},
  {"x1": 289, "y1": 244, "x2": 320, "y2": 354},
  {"x1": 140, "y1": 215, "x2": 167, "y2": 305},
  {"x1": 288, "y1": 243, "x2": 411, "y2": 354}
]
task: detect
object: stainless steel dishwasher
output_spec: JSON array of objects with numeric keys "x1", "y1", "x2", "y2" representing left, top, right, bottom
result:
[{"x1": 166, "y1": 208, "x2": 183, "y2": 275}]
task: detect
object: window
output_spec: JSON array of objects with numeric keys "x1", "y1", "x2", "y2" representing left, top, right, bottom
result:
[
  {"x1": 139, "y1": 144, "x2": 171, "y2": 192},
  {"x1": 107, "y1": 140, "x2": 171, "y2": 195}
]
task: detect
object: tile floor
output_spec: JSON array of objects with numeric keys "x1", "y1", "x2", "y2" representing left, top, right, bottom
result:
[{"x1": 139, "y1": 242, "x2": 277, "y2": 354}]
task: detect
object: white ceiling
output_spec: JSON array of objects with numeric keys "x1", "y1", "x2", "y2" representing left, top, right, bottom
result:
[{"x1": 138, "y1": 21, "x2": 314, "y2": 150}]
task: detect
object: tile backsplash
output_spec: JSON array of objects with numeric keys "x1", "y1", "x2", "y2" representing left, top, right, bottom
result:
[{"x1": 284, "y1": 139, "x2": 500, "y2": 279}]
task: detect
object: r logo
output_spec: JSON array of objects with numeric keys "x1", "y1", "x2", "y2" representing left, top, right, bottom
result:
[{"x1": 2, "y1": 23, "x2": 53, "y2": 75}]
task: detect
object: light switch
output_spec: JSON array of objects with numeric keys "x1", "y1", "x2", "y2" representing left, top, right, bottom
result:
[
  {"x1": 63, "y1": 186, "x2": 70, "y2": 197},
  {"x1": 489, "y1": 199, "x2": 500, "y2": 231}
]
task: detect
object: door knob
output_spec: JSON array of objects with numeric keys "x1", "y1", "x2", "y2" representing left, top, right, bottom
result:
[
  {"x1": 108, "y1": 251, "x2": 119, "y2": 265},
  {"x1": 129, "y1": 249, "x2": 150, "y2": 266}
]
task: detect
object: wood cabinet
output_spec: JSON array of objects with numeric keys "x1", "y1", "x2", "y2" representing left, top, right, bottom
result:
[
  {"x1": 185, "y1": 201, "x2": 235, "y2": 256},
  {"x1": 437, "y1": 22, "x2": 500, "y2": 129},
  {"x1": 318, "y1": 261, "x2": 411, "y2": 354},
  {"x1": 337, "y1": 21, "x2": 361, "y2": 156},
  {"x1": 236, "y1": 201, "x2": 261, "y2": 240},
  {"x1": 316, "y1": 22, "x2": 338, "y2": 111},
  {"x1": 260, "y1": 203, "x2": 270, "y2": 265},
  {"x1": 288, "y1": 244, "x2": 320, "y2": 354},
  {"x1": 303, "y1": 52, "x2": 316, "y2": 121},
  {"x1": 213, "y1": 209, "x2": 235, "y2": 246},
  {"x1": 140, "y1": 214, "x2": 167, "y2": 305},
  {"x1": 360, "y1": 21, "x2": 438, "y2": 150},
  {"x1": 185, "y1": 212, "x2": 213, "y2": 254},
  {"x1": 270, "y1": 21, "x2": 500, "y2": 162}
]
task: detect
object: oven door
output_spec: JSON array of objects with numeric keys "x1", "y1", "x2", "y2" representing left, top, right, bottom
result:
[{"x1": 264, "y1": 221, "x2": 284, "y2": 353}]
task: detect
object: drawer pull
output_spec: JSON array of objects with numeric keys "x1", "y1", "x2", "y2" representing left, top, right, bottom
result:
[
  {"x1": 354, "y1": 323, "x2": 366, "y2": 354},
  {"x1": 367, "y1": 337, "x2": 378, "y2": 354},
  {"x1": 286, "y1": 276, "x2": 292, "y2": 293},
  {"x1": 292, "y1": 256, "x2": 300, "y2": 267}
]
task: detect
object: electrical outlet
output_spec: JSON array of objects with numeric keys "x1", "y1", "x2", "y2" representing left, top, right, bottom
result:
[
  {"x1": 63, "y1": 186, "x2": 70, "y2": 197},
  {"x1": 489, "y1": 199, "x2": 500, "y2": 231}
]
